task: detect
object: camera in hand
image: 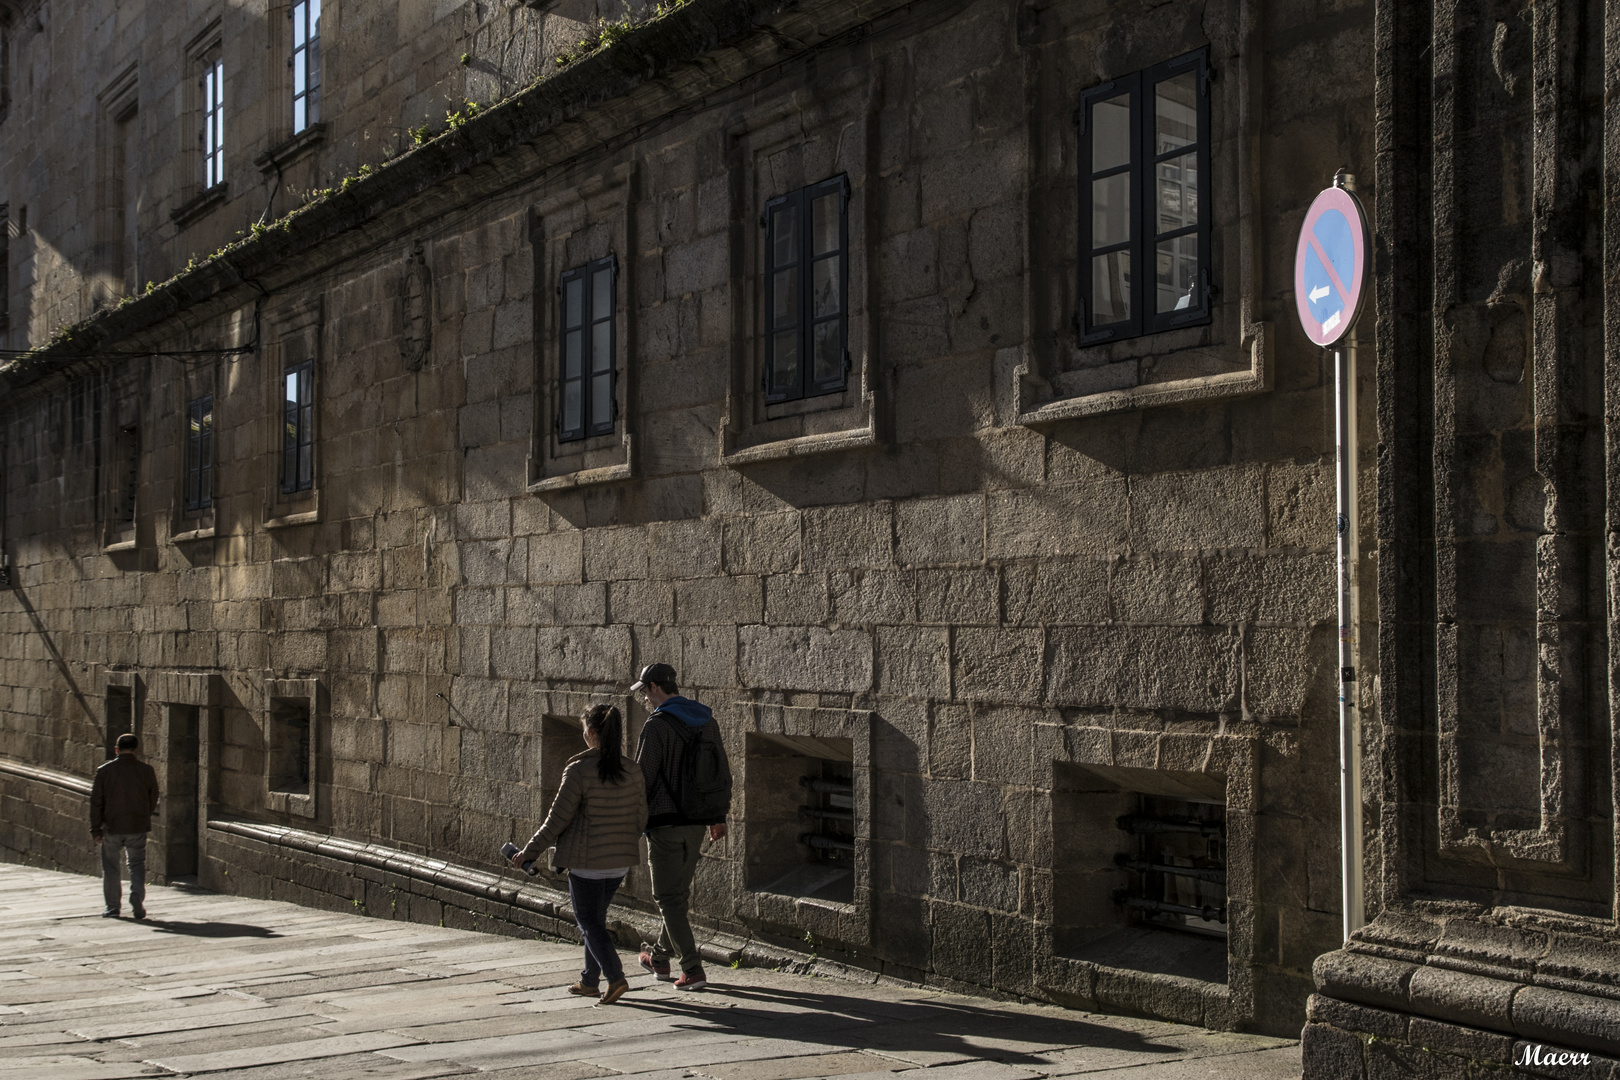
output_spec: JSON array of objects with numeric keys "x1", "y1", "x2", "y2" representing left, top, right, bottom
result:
[{"x1": 500, "y1": 842, "x2": 539, "y2": 877}]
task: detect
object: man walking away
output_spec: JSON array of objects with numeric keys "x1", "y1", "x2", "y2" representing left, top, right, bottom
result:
[
  {"x1": 631, "y1": 663, "x2": 732, "y2": 991},
  {"x1": 90, "y1": 733, "x2": 160, "y2": 919}
]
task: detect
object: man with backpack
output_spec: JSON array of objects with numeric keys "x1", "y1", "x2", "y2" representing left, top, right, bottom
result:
[{"x1": 630, "y1": 663, "x2": 732, "y2": 991}]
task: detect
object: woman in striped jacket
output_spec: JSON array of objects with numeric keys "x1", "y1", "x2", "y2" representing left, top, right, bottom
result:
[{"x1": 512, "y1": 703, "x2": 646, "y2": 1004}]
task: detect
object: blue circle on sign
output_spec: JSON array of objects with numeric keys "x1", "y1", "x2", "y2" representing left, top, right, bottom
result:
[{"x1": 1294, "y1": 187, "x2": 1369, "y2": 346}]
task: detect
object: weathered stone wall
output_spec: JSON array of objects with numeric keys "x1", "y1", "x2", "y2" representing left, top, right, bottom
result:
[{"x1": 0, "y1": 0, "x2": 1381, "y2": 1037}]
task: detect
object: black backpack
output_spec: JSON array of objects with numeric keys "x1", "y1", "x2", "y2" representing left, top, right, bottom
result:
[{"x1": 658, "y1": 715, "x2": 733, "y2": 822}]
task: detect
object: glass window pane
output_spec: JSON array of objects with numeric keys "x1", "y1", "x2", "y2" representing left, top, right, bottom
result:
[
  {"x1": 771, "y1": 205, "x2": 797, "y2": 268},
  {"x1": 591, "y1": 373, "x2": 612, "y2": 428},
  {"x1": 1090, "y1": 251, "x2": 1131, "y2": 324},
  {"x1": 812, "y1": 320, "x2": 842, "y2": 386},
  {"x1": 1155, "y1": 72, "x2": 1197, "y2": 154},
  {"x1": 773, "y1": 268, "x2": 798, "y2": 327},
  {"x1": 283, "y1": 445, "x2": 296, "y2": 491},
  {"x1": 771, "y1": 331, "x2": 799, "y2": 393},
  {"x1": 564, "y1": 330, "x2": 582, "y2": 378},
  {"x1": 293, "y1": 51, "x2": 306, "y2": 96},
  {"x1": 592, "y1": 267, "x2": 612, "y2": 320},
  {"x1": 1091, "y1": 173, "x2": 1131, "y2": 247},
  {"x1": 591, "y1": 321, "x2": 612, "y2": 374},
  {"x1": 309, "y1": 0, "x2": 321, "y2": 33},
  {"x1": 293, "y1": 3, "x2": 306, "y2": 49},
  {"x1": 298, "y1": 441, "x2": 312, "y2": 489},
  {"x1": 1156, "y1": 235, "x2": 1200, "y2": 313},
  {"x1": 563, "y1": 380, "x2": 582, "y2": 434},
  {"x1": 565, "y1": 278, "x2": 583, "y2": 327},
  {"x1": 811, "y1": 192, "x2": 840, "y2": 256},
  {"x1": 300, "y1": 402, "x2": 313, "y2": 444},
  {"x1": 308, "y1": 39, "x2": 321, "y2": 90},
  {"x1": 285, "y1": 371, "x2": 299, "y2": 408},
  {"x1": 1156, "y1": 152, "x2": 1198, "y2": 233},
  {"x1": 812, "y1": 256, "x2": 840, "y2": 318},
  {"x1": 293, "y1": 95, "x2": 305, "y2": 135},
  {"x1": 1091, "y1": 94, "x2": 1131, "y2": 172},
  {"x1": 307, "y1": 86, "x2": 321, "y2": 126}
]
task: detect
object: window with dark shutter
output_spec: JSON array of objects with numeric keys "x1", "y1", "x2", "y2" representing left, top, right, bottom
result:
[
  {"x1": 1078, "y1": 49, "x2": 1211, "y2": 342},
  {"x1": 764, "y1": 175, "x2": 849, "y2": 404},
  {"x1": 281, "y1": 360, "x2": 313, "y2": 494},
  {"x1": 557, "y1": 255, "x2": 617, "y2": 443},
  {"x1": 184, "y1": 395, "x2": 213, "y2": 513}
]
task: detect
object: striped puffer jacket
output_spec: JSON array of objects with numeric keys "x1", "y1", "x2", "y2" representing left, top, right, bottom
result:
[{"x1": 520, "y1": 749, "x2": 647, "y2": 872}]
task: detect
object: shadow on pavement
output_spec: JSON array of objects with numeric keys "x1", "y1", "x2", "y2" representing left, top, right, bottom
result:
[
  {"x1": 604, "y1": 981, "x2": 1185, "y2": 1066},
  {"x1": 147, "y1": 920, "x2": 281, "y2": 938}
]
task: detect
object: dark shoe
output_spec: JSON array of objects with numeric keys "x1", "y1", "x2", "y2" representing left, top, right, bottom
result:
[
  {"x1": 598, "y1": 979, "x2": 630, "y2": 1005},
  {"x1": 131, "y1": 904, "x2": 145, "y2": 920},
  {"x1": 674, "y1": 966, "x2": 707, "y2": 991},
  {"x1": 638, "y1": 951, "x2": 672, "y2": 981},
  {"x1": 101, "y1": 908, "x2": 119, "y2": 918},
  {"x1": 567, "y1": 982, "x2": 600, "y2": 997}
]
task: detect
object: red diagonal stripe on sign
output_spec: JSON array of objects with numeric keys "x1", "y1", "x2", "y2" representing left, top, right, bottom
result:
[{"x1": 1305, "y1": 230, "x2": 1353, "y2": 314}]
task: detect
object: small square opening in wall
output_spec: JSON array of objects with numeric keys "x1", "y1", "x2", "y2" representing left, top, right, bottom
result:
[
  {"x1": 268, "y1": 697, "x2": 311, "y2": 795},
  {"x1": 1052, "y1": 762, "x2": 1228, "y2": 986},
  {"x1": 539, "y1": 714, "x2": 581, "y2": 813},
  {"x1": 745, "y1": 733, "x2": 855, "y2": 906}
]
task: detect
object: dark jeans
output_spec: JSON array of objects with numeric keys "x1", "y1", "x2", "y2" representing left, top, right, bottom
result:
[
  {"x1": 100, "y1": 832, "x2": 147, "y2": 912},
  {"x1": 568, "y1": 873, "x2": 625, "y2": 986},
  {"x1": 645, "y1": 824, "x2": 706, "y2": 973}
]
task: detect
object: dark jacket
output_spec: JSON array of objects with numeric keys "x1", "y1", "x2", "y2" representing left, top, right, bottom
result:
[
  {"x1": 520, "y1": 749, "x2": 646, "y2": 871},
  {"x1": 635, "y1": 696, "x2": 727, "y2": 829},
  {"x1": 89, "y1": 754, "x2": 160, "y2": 837}
]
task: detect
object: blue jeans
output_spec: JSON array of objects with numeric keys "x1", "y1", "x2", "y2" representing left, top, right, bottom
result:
[
  {"x1": 568, "y1": 874, "x2": 625, "y2": 985},
  {"x1": 100, "y1": 832, "x2": 147, "y2": 912}
]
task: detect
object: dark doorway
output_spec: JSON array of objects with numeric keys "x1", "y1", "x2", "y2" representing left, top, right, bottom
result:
[
  {"x1": 105, "y1": 686, "x2": 133, "y2": 760},
  {"x1": 165, "y1": 704, "x2": 200, "y2": 879}
]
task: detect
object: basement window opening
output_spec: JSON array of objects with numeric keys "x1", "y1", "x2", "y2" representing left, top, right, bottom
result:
[{"x1": 745, "y1": 734, "x2": 855, "y2": 907}]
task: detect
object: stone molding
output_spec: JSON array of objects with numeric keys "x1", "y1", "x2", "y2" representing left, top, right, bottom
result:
[{"x1": 1311, "y1": 911, "x2": 1620, "y2": 1060}]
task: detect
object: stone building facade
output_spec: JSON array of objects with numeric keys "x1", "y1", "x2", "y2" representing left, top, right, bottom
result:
[{"x1": 1, "y1": 0, "x2": 1612, "y2": 1067}]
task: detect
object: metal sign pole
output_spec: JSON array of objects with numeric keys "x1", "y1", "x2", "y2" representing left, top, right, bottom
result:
[{"x1": 1335, "y1": 329, "x2": 1365, "y2": 942}]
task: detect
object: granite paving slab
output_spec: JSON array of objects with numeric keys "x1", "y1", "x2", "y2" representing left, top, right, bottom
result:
[{"x1": 0, "y1": 864, "x2": 1299, "y2": 1080}]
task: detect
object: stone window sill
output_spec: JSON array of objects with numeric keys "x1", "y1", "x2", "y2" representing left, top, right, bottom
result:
[
  {"x1": 722, "y1": 424, "x2": 877, "y2": 466},
  {"x1": 256, "y1": 123, "x2": 326, "y2": 175},
  {"x1": 265, "y1": 501, "x2": 319, "y2": 529},
  {"x1": 171, "y1": 525, "x2": 216, "y2": 544},
  {"x1": 267, "y1": 789, "x2": 316, "y2": 819},
  {"x1": 528, "y1": 460, "x2": 634, "y2": 492},
  {"x1": 102, "y1": 538, "x2": 137, "y2": 553},
  {"x1": 170, "y1": 184, "x2": 228, "y2": 228},
  {"x1": 1017, "y1": 323, "x2": 1273, "y2": 425}
]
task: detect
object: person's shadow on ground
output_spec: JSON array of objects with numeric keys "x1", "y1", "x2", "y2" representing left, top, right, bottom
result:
[{"x1": 145, "y1": 920, "x2": 280, "y2": 938}]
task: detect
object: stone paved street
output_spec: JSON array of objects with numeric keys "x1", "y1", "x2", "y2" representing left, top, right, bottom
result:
[{"x1": 0, "y1": 866, "x2": 1299, "y2": 1080}]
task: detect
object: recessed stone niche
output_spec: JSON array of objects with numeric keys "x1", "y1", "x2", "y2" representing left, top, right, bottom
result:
[
  {"x1": 745, "y1": 732, "x2": 856, "y2": 906},
  {"x1": 1051, "y1": 761, "x2": 1229, "y2": 986}
]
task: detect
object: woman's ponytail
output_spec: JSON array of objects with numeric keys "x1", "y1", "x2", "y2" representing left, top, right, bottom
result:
[{"x1": 587, "y1": 703, "x2": 626, "y2": 783}]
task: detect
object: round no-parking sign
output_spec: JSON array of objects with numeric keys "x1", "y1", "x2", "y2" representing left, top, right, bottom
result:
[{"x1": 1294, "y1": 184, "x2": 1370, "y2": 347}]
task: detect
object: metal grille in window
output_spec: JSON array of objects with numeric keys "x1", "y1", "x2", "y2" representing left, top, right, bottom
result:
[
  {"x1": 764, "y1": 176, "x2": 849, "y2": 404},
  {"x1": 201, "y1": 58, "x2": 224, "y2": 189},
  {"x1": 1077, "y1": 49, "x2": 1211, "y2": 342},
  {"x1": 184, "y1": 394, "x2": 213, "y2": 512},
  {"x1": 281, "y1": 360, "x2": 313, "y2": 494},
  {"x1": 798, "y1": 761, "x2": 854, "y2": 861},
  {"x1": 557, "y1": 256, "x2": 616, "y2": 443},
  {"x1": 291, "y1": 0, "x2": 321, "y2": 135},
  {"x1": 1114, "y1": 795, "x2": 1227, "y2": 937}
]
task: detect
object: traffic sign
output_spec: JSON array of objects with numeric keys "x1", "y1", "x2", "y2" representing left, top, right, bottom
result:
[{"x1": 1294, "y1": 184, "x2": 1369, "y2": 347}]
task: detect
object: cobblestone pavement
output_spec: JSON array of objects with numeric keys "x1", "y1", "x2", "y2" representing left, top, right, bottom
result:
[{"x1": 0, "y1": 865, "x2": 1299, "y2": 1080}]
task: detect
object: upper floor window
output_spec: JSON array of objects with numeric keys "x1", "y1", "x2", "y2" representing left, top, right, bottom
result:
[
  {"x1": 1077, "y1": 50, "x2": 1211, "y2": 342},
  {"x1": 291, "y1": 0, "x2": 322, "y2": 135},
  {"x1": 764, "y1": 175, "x2": 848, "y2": 404},
  {"x1": 281, "y1": 360, "x2": 313, "y2": 494},
  {"x1": 184, "y1": 395, "x2": 214, "y2": 512},
  {"x1": 557, "y1": 256, "x2": 616, "y2": 442},
  {"x1": 201, "y1": 55, "x2": 224, "y2": 190}
]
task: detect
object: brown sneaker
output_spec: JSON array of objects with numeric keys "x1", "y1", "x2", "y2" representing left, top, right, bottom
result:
[
  {"x1": 598, "y1": 979, "x2": 630, "y2": 1005},
  {"x1": 567, "y1": 982, "x2": 600, "y2": 997}
]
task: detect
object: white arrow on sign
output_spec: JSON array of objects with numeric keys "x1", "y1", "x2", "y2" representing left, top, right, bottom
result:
[{"x1": 1309, "y1": 284, "x2": 1331, "y2": 302}]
